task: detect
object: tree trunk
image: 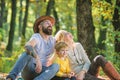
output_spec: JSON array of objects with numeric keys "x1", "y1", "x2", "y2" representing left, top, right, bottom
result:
[
  {"x1": 22, "y1": 0, "x2": 29, "y2": 38},
  {"x1": 112, "y1": 0, "x2": 120, "y2": 69},
  {"x1": 76, "y1": 0, "x2": 96, "y2": 60},
  {"x1": 35, "y1": 0, "x2": 40, "y2": 18},
  {"x1": 21, "y1": 0, "x2": 29, "y2": 46},
  {"x1": 112, "y1": 0, "x2": 120, "y2": 53},
  {"x1": 97, "y1": 16, "x2": 107, "y2": 55},
  {"x1": 19, "y1": 0, "x2": 23, "y2": 37},
  {"x1": 53, "y1": 6, "x2": 60, "y2": 34},
  {"x1": 46, "y1": 0, "x2": 54, "y2": 16},
  {"x1": 6, "y1": 0, "x2": 17, "y2": 52},
  {"x1": 0, "y1": 0, "x2": 5, "y2": 28}
]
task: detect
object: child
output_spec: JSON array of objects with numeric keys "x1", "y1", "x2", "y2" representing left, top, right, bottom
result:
[{"x1": 51, "y1": 42, "x2": 76, "y2": 80}]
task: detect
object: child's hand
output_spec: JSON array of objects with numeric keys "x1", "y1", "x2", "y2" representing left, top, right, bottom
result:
[{"x1": 67, "y1": 73, "x2": 72, "y2": 78}]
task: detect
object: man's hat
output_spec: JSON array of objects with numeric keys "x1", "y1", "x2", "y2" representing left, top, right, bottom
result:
[{"x1": 33, "y1": 16, "x2": 55, "y2": 33}]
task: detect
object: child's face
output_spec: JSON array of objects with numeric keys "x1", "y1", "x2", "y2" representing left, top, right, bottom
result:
[{"x1": 58, "y1": 47, "x2": 68, "y2": 58}]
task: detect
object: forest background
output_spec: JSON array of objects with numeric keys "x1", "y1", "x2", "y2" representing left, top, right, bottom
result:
[{"x1": 0, "y1": 0, "x2": 120, "y2": 75}]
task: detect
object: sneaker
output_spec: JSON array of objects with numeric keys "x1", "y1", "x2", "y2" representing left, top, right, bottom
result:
[{"x1": 6, "y1": 78, "x2": 12, "y2": 80}]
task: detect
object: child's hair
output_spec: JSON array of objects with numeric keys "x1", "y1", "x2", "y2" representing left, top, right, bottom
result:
[{"x1": 55, "y1": 42, "x2": 68, "y2": 52}]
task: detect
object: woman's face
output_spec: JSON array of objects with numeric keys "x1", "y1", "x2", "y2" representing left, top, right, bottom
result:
[{"x1": 65, "y1": 32, "x2": 73, "y2": 43}]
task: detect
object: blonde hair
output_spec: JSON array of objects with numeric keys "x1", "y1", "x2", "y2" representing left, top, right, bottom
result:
[
  {"x1": 55, "y1": 30, "x2": 68, "y2": 43},
  {"x1": 55, "y1": 42, "x2": 68, "y2": 52}
]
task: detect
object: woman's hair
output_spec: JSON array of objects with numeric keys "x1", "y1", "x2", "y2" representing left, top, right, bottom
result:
[
  {"x1": 55, "y1": 30, "x2": 68, "y2": 43},
  {"x1": 55, "y1": 42, "x2": 68, "y2": 52}
]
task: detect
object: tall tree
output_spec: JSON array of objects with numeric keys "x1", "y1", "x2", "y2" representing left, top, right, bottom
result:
[
  {"x1": 46, "y1": 0, "x2": 60, "y2": 35},
  {"x1": 53, "y1": 0, "x2": 60, "y2": 34},
  {"x1": 46, "y1": 0, "x2": 54, "y2": 16},
  {"x1": 112, "y1": 0, "x2": 120, "y2": 53},
  {"x1": 0, "y1": 0, "x2": 8, "y2": 28},
  {"x1": 97, "y1": 16, "x2": 107, "y2": 55},
  {"x1": 22, "y1": 0, "x2": 29, "y2": 38},
  {"x1": 105, "y1": 0, "x2": 112, "y2": 5},
  {"x1": 76, "y1": 0, "x2": 96, "y2": 60},
  {"x1": 53, "y1": 6, "x2": 60, "y2": 34},
  {"x1": 21, "y1": 0, "x2": 29, "y2": 46},
  {"x1": 18, "y1": 0, "x2": 23, "y2": 37},
  {"x1": 0, "y1": 0, "x2": 5, "y2": 28},
  {"x1": 6, "y1": 0, "x2": 17, "y2": 52}
]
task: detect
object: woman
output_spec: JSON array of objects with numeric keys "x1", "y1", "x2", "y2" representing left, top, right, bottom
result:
[{"x1": 55, "y1": 30, "x2": 120, "y2": 80}]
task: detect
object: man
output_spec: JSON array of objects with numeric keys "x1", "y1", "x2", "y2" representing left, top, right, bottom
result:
[{"x1": 6, "y1": 16, "x2": 59, "y2": 80}]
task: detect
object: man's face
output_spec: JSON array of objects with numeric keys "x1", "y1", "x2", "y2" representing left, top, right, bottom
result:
[{"x1": 41, "y1": 20, "x2": 53, "y2": 35}]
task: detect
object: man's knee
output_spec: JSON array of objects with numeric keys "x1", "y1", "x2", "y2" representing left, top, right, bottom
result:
[{"x1": 51, "y1": 63, "x2": 59, "y2": 72}]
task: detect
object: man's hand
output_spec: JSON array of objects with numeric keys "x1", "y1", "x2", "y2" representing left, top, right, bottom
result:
[
  {"x1": 35, "y1": 56, "x2": 42, "y2": 73},
  {"x1": 46, "y1": 59, "x2": 52, "y2": 67}
]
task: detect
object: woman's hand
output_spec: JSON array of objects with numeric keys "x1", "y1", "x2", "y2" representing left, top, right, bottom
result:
[
  {"x1": 75, "y1": 71, "x2": 85, "y2": 80},
  {"x1": 70, "y1": 72, "x2": 75, "y2": 76},
  {"x1": 35, "y1": 56, "x2": 42, "y2": 73},
  {"x1": 67, "y1": 72, "x2": 75, "y2": 78}
]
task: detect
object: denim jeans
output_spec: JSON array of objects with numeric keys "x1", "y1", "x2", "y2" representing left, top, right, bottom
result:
[
  {"x1": 51, "y1": 76, "x2": 76, "y2": 80},
  {"x1": 7, "y1": 52, "x2": 59, "y2": 80}
]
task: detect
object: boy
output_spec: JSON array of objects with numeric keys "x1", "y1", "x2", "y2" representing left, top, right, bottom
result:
[{"x1": 51, "y1": 42, "x2": 76, "y2": 80}]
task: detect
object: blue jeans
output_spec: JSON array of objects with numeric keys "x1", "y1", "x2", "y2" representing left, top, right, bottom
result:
[
  {"x1": 51, "y1": 76, "x2": 76, "y2": 80},
  {"x1": 7, "y1": 52, "x2": 59, "y2": 80}
]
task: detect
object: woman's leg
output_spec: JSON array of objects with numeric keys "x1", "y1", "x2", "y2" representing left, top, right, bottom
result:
[
  {"x1": 88, "y1": 55, "x2": 120, "y2": 80},
  {"x1": 88, "y1": 55, "x2": 107, "y2": 77},
  {"x1": 103, "y1": 61, "x2": 120, "y2": 80}
]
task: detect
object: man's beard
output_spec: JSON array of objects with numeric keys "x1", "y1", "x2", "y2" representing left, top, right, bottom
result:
[{"x1": 42, "y1": 26, "x2": 52, "y2": 35}]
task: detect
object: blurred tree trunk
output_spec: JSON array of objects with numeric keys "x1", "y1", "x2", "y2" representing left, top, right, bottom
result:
[
  {"x1": 46, "y1": 0, "x2": 60, "y2": 35},
  {"x1": 0, "y1": 0, "x2": 5, "y2": 28},
  {"x1": 53, "y1": 4, "x2": 60, "y2": 34},
  {"x1": 112, "y1": 0, "x2": 120, "y2": 53},
  {"x1": 35, "y1": 0, "x2": 40, "y2": 18},
  {"x1": 97, "y1": 0, "x2": 112, "y2": 55},
  {"x1": 6, "y1": 0, "x2": 16, "y2": 52},
  {"x1": 105, "y1": 0, "x2": 112, "y2": 5},
  {"x1": 46, "y1": 0, "x2": 54, "y2": 16},
  {"x1": 76, "y1": 0, "x2": 96, "y2": 60},
  {"x1": 0, "y1": 0, "x2": 8, "y2": 27},
  {"x1": 97, "y1": 16, "x2": 107, "y2": 55},
  {"x1": 21, "y1": 0, "x2": 29, "y2": 46},
  {"x1": 18, "y1": 0, "x2": 23, "y2": 37}
]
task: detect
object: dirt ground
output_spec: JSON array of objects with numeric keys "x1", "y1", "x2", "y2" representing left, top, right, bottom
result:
[{"x1": 0, "y1": 72, "x2": 110, "y2": 80}]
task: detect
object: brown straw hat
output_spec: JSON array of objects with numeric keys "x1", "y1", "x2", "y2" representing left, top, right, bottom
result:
[{"x1": 33, "y1": 16, "x2": 55, "y2": 33}]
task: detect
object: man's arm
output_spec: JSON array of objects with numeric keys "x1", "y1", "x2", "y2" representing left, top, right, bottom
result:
[
  {"x1": 25, "y1": 39, "x2": 42, "y2": 73},
  {"x1": 24, "y1": 39, "x2": 38, "y2": 58}
]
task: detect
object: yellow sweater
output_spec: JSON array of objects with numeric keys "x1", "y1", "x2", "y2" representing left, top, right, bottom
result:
[{"x1": 55, "y1": 56, "x2": 71, "y2": 77}]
